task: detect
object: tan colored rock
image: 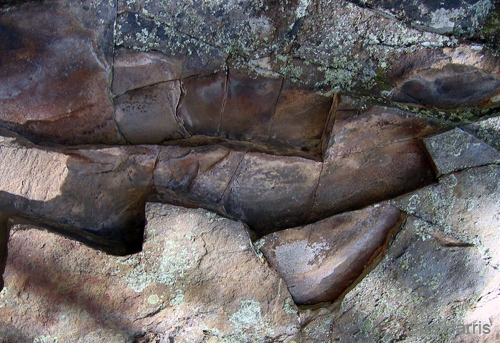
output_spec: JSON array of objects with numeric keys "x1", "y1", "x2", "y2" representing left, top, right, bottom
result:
[
  {"x1": 0, "y1": 203, "x2": 300, "y2": 342},
  {"x1": 295, "y1": 162, "x2": 500, "y2": 342},
  {"x1": 258, "y1": 202, "x2": 403, "y2": 304},
  {"x1": 0, "y1": 128, "x2": 159, "y2": 254}
]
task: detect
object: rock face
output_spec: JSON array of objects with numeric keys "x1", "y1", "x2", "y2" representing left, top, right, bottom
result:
[
  {"x1": 1, "y1": 0, "x2": 500, "y2": 342},
  {"x1": 0, "y1": 203, "x2": 300, "y2": 342},
  {"x1": 258, "y1": 202, "x2": 404, "y2": 304}
]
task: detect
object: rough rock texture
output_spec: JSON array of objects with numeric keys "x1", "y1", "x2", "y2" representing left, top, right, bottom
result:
[
  {"x1": 258, "y1": 202, "x2": 404, "y2": 304},
  {"x1": 0, "y1": 203, "x2": 300, "y2": 343},
  {"x1": 0, "y1": 128, "x2": 158, "y2": 254},
  {"x1": 424, "y1": 128, "x2": 500, "y2": 175},
  {"x1": 0, "y1": 0, "x2": 122, "y2": 144},
  {"x1": 292, "y1": 123, "x2": 500, "y2": 342},
  {"x1": 1, "y1": 0, "x2": 500, "y2": 341}
]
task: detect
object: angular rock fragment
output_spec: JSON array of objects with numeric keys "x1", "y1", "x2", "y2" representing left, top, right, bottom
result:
[
  {"x1": 0, "y1": 203, "x2": 300, "y2": 342},
  {"x1": 258, "y1": 202, "x2": 404, "y2": 304},
  {"x1": 424, "y1": 128, "x2": 500, "y2": 176},
  {"x1": 114, "y1": 81, "x2": 186, "y2": 144}
]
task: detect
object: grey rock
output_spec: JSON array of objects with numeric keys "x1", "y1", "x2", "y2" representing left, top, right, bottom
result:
[{"x1": 424, "y1": 128, "x2": 500, "y2": 176}]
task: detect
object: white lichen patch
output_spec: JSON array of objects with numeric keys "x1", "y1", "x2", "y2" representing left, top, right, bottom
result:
[
  {"x1": 33, "y1": 335, "x2": 59, "y2": 343},
  {"x1": 229, "y1": 300, "x2": 263, "y2": 331}
]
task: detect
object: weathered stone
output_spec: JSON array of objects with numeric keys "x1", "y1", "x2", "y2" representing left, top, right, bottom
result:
[
  {"x1": 270, "y1": 80, "x2": 333, "y2": 158},
  {"x1": 115, "y1": 10, "x2": 227, "y2": 78},
  {"x1": 0, "y1": 0, "x2": 122, "y2": 144},
  {"x1": 311, "y1": 139, "x2": 436, "y2": 221},
  {"x1": 177, "y1": 72, "x2": 227, "y2": 137},
  {"x1": 222, "y1": 152, "x2": 322, "y2": 236},
  {"x1": 0, "y1": 128, "x2": 159, "y2": 254},
  {"x1": 112, "y1": 48, "x2": 184, "y2": 96},
  {"x1": 392, "y1": 164, "x2": 500, "y2": 268},
  {"x1": 463, "y1": 115, "x2": 500, "y2": 151},
  {"x1": 0, "y1": 203, "x2": 300, "y2": 342},
  {"x1": 424, "y1": 128, "x2": 500, "y2": 176},
  {"x1": 258, "y1": 202, "x2": 403, "y2": 304},
  {"x1": 328, "y1": 96, "x2": 447, "y2": 158},
  {"x1": 114, "y1": 81, "x2": 186, "y2": 144},
  {"x1": 390, "y1": 64, "x2": 500, "y2": 109},
  {"x1": 188, "y1": 150, "x2": 246, "y2": 205},
  {"x1": 219, "y1": 69, "x2": 282, "y2": 142},
  {"x1": 295, "y1": 163, "x2": 500, "y2": 342},
  {"x1": 349, "y1": 0, "x2": 500, "y2": 48},
  {"x1": 297, "y1": 215, "x2": 499, "y2": 342}
]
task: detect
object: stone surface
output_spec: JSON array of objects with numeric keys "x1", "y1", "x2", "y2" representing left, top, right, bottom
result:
[
  {"x1": 390, "y1": 64, "x2": 500, "y2": 109},
  {"x1": 221, "y1": 152, "x2": 322, "y2": 236},
  {"x1": 424, "y1": 128, "x2": 500, "y2": 176},
  {"x1": 218, "y1": 69, "x2": 282, "y2": 142},
  {"x1": 0, "y1": 0, "x2": 122, "y2": 144},
  {"x1": 177, "y1": 72, "x2": 227, "y2": 137},
  {"x1": 311, "y1": 139, "x2": 436, "y2": 221},
  {"x1": 294, "y1": 162, "x2": 500, "y2": 342},
  {"x1": 0, "y1": 128, "x2": 159, "y2": 254},
  {"x1": 112, "y1": 48, "x2": 184, "y2": 96},
  {"x1": 270, "y1": 80, "x2": 333, "y2": 158},
  {"x1": 328, "y1": 95, "x2": 447, "y2": 158},
  {"x1": 114, "y1": 81, "x2": 186, "y2": 144},
  {"x1": 463, "y1": 115, "x2": 500, "y2": 151},
  {"x1": 1, "y1": 0, "x2": 500, "y2": 341},
  {"x1": 0, "y1": 203, "x2": 300, "y2": 342},
  {"x1": 258, "y1": 202, "x2": 403, "y2": 304},
  {"x1": 349, "y1": 0, "x2": 500, "y2": 48}
]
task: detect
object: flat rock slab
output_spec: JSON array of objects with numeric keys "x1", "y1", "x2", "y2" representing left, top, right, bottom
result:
[
  {"x1": 424, "y1": 128, "x2": 500, "y2": 176},
  {"x1": 0, "y1": 203, "x2": 300, "y2": 343},
  {"x1": 258, "y1": 202, "x2": 404, "y2": 304}
]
